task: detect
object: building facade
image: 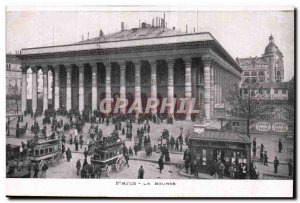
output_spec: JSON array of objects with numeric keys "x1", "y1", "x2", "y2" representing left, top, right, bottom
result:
[
  {"x1": 19, "y1": 20, "x2": 242, "y2": 120},
  {"x1": 237, "y1": 35, "x2": 284, "y2": 84},
  {"x1": 6, "y1": 54, "x2": 22, "y2": 96}
]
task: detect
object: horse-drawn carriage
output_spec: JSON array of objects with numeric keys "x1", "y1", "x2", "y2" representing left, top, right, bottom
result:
[{"x1": 88, "y1": 137, "x2": 126, "y2": 177}]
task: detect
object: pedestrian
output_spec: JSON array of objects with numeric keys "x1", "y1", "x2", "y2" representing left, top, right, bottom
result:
[
  {"x1": 80, "y1": 136, "x2": 84, "y2": 149},
  {"x1": 278, "y1": 139, "x2": 282, "y2": 153},
  {"x1": 66, "y1": 148, "x2": 72, "y2": 162},
  {"x1": 158, "y1": 155, "x2": 164, "y2": 174},
  {"x1": 252, "y1": 145, "x2": 256, "y2": 158},
  {"x1": 219, "y1": 161, "x2": 225, "y2": 179},
  {"x1": 138, "y1": 165, "x2": 145, "y2": 179},
  {"x1": 263, "y1": 151, "x2": 268, "y2": 166},
  {"x1": 229, "y1": 162, "x2": 236, "y2": 179},
  {"x1": 69, "y1": 134, "x2": 73, "y2": 145},
  {"x1": 33, "y1": 162, "x2": 39, "y2": 178},
  {"x1": 273, "y1": 156, "x2": 279, "y2": 174},
  {"x1": 128, "y1": 147, "x2": 133, "y2": 156},
  {"x1": 288, "y1": 159, "x2": 294, "y2": 177},
  {"x1": 41, "y1": 163, "x2": 48, "y2": 178},
  {"x1": 75, "y1": 138, "x2": 79, "y2": 151},
  {"x1": 193, "y1": 159, "x2": 199, "y2": 178},
  {"x1": 260, "y1": 151, "x2": 264, "y2": 164},
  {"x1": 84, "y1": 148, "x2": 88, "y2": 159},
  {"x1": 260, "y1": 143, "x2": 264, "y2": 153},
  {"x1": 134, "y1": 143, "x2": 138, "y2": 156},
  {"x1": 76, "y1": 159, "x2": 81, "y2": 175},
  {"x1": 124, "y1": 154, "x2": 129, "y2": 167}
]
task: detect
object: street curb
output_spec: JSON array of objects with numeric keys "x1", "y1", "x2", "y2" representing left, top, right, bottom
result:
[{"x1": 129, "y1": 157, "x2": 180, "y2": 167}]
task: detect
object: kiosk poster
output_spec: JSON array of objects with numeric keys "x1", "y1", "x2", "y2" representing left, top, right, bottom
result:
[{"x1": 5, "y1": 6, "x2": 295, "y2": 198}]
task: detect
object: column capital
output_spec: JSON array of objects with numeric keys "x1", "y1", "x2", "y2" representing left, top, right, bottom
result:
[
  {"x1": 165, "y1": 58, "x2": 175, "y2": 65},
  {"x1": 202, "y1": 56, "x2": 212, "y2": 67},
  {"x1": 118, "y1": 61, "x2": 127, "y2": 68},
  {"x1": 132, "y1": 60, "x2": 141, "y2": 66},
  {"x1": 103, "y1": 62, "x2": 112, "y2": 67},
  {"x1": 183, "y1": 57, "x2": 192, "y2": 65},
  {"x1": 89, "y1": 62, "x2": 98, "y2": 67},
  {"x1": 148, "y1": 59, "x2": 157, "y2": 65},
  {"x1": 78, "y1": 63, "x2": 85, "y2": 69}
]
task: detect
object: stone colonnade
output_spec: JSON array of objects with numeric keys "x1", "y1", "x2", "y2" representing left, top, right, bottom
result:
[{"x1": 21, "y1": 56, "x2": 240, "y2": 120}]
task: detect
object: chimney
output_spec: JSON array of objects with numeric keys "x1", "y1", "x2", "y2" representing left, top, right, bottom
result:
[
  {"x1": 194, "y1": 27, "x2": 195, "y2": 33},
  {"x1": 173, "y1": 27, "x2": 175, "y2": 30},
  {"x1": 156, "y1": 17, "x2": 158, "y2": 27},
  {"x1": 121, "y1": 22, "x2": 125, "y2": 31},
  {"x1": 139, "y1": 20, "x2": 141, "y2": 28},
  {"x1": 186, "y1": 25, "x2": 188, "y2": 33},
  {"x1": 166, "y1": 22, "x2": 167, "y2": 28},
  {"x1": 82, "y1": 35, "x2": 84, "y2": 41},
  {"x1": 87, "y1": 32, "x2": 89, "y2": 40},
  {"x1": 152, "y1": 18, "x2": 154, "y2": 27}
]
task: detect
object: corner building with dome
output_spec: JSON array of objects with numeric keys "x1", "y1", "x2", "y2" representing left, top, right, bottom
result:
[{"x1": 236, "y1": 35, "x2": 288, "y2": 100}]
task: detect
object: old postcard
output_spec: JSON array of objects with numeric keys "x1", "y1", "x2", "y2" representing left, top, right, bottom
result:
[{"x1": 5, "y1": 6, "x2": 295, "y2": 198}]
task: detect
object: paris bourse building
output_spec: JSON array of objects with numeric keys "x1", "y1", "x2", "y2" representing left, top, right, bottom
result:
[{"x1": 19, "y1": 20, "x2": 241, "y2": 120}]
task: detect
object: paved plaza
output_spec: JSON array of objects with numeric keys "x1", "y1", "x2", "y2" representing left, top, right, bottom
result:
[{"x1": 7, "y1": 113, "x2": 293, "y2": 179}]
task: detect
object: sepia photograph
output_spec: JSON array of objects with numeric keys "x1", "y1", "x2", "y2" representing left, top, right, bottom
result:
[{"x1": 5, "y1": 6, "x2": 295, "y2": 198}]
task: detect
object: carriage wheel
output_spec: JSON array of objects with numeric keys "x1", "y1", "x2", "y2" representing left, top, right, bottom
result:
[{"x1": 107, "y1": 165, "x2": 112, "y2": 177}]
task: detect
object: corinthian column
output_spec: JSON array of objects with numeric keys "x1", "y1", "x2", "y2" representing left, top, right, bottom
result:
[
  {"x1": 66, "y1": 65, "x2": 72, "y2": 111},
  {"x1": 21, "y1": 67, "x2": 27, "y2": 112},
  {"x1": 105, "y1": 62, "x2": 112, "y2": 113},
  {"x1": 149, "y1": 59, "x2": 157, "y2": 114},
  {"x1": 184, "y1": 57, "x2": 192, "y2": 121},
  {"x1": 31, "y1": 66, "x2": 38, "y2": 112},
  {"x1": 42, "y1": 66, "x2": 48, "y2": 112},
  {"x1": 54, "y1": 66, "x2": 60, "y2": 110},
  {"x1": 134, "y1": 61, "x2": 141, "y2": 116},
  {"x1": 119, "y1": 61, "x2": 126, "y2": 113},
  {"x1": 210, "y1": 65, "x2": 214, "y2": 118},
  {"x1": 203, "y1": 57, "x2": 211, "y2": 121},
  {"x1": 166, "y1": 59, "x2": 174, "y2": 115},
  {"x1": 91, "y1": 63, "x2": 98, "y2": 110},
  {"x1": 78, "y1": 64, "x2": 85, "y2": 113}
]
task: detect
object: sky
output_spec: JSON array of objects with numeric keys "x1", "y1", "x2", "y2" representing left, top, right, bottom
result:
[{"x1": 6, "y1": 9, "x2": 294, "y2": 81}]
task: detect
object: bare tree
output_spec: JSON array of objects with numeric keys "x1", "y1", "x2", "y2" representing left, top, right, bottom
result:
[{"x1": 226, "y1": 83, "x2": 272, "y2": 138}]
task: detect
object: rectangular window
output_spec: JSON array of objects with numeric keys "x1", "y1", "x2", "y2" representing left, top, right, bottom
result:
[
  {"x1": 49, "y1": 147, "x2": 53, "y2": 153},
  {"x1": 35, "y1": 149, "x2": 39, "y2": 156},
  {"x1": 282, "y1": 89, "x2": 287, "y2": 94},
  {"x1": 40, "y1": 149, "x2": 44, "y2": 155},
  {"x1": 274, "y1": 89, "x2": 278, "y2": 94},
  {"x1": 45, "y1": 148, "x2": 49, "y2": 154}
]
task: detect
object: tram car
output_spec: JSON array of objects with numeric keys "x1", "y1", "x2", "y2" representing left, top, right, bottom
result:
[
  {"x1": 27, "y1": 135, "x2": 63, "y2": 164},
  {"x1": 88, "y1": 137, "x2": 126, "y2": 177}
]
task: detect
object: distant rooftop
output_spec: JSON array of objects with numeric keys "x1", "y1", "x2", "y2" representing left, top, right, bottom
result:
[{"x1": 76, "y1": 26, "x2": 186, "y2": 45}]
